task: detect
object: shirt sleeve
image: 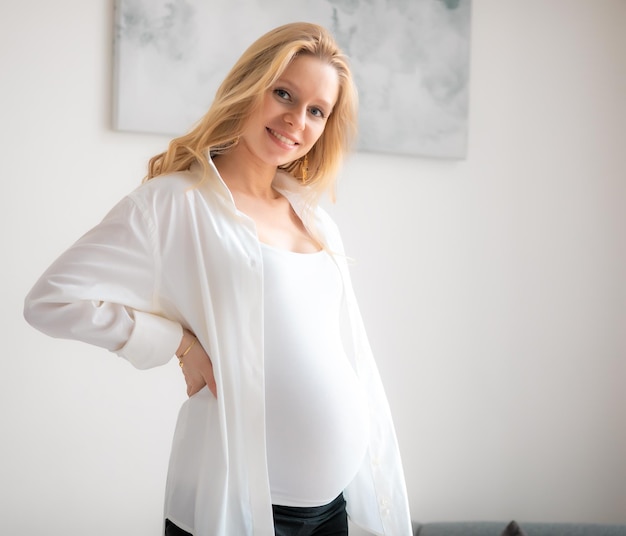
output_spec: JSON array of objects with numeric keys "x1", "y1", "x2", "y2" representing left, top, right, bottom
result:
[{"x1": 23, "y1": 194, "x2": 182, "y2": 369}]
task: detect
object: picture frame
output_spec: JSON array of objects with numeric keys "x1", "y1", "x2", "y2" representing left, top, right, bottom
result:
[{"x1": 113, "y1": 0, "x2": 471, "y2": 159}]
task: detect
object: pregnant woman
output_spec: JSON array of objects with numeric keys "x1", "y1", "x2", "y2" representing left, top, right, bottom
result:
[{"x1": 24, "y1": 22, "x2": 412, "y2": 536}]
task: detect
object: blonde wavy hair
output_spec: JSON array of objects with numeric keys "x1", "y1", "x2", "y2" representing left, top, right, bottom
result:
[{"x1": 145, "y1": 22, "x2": 358, "y2": 200}]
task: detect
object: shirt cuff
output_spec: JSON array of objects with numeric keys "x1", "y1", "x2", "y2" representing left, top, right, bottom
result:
[{"x1": 116, "y1": 310, "x2": 183, "y2": 369}]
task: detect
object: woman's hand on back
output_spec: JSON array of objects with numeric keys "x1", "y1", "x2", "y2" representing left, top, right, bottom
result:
[{"x1": 177, "y1": 330, "x2": 217, "y2": 398}]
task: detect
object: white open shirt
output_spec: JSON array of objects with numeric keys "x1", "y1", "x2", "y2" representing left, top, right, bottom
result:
[{"x1": 24, "y1": 156, "x2": 412, "y2": 536}]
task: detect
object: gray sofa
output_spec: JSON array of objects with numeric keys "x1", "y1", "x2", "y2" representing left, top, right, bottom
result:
[{"x1": 412, "y1": 521, "x2": 626, "y2": 536}]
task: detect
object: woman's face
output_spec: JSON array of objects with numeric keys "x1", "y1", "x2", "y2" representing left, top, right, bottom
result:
[{"x1": 240, "y1": 54, "x2": 340, "y2": 168}]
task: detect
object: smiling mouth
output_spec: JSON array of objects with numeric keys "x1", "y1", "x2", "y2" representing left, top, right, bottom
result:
[{"x1": 267, "y1": 128, "x2": 298, "y2": 146}]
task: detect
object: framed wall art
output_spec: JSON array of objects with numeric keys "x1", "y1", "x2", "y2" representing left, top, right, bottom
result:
[{"x1": 113, "y1": 0, "x2": 471, "y2": 159}]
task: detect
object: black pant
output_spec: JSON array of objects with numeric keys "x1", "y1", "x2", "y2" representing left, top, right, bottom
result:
[
  {"x1": 165, "y1": 493, "x2": 348, "y2": 536},
  {"x1": 164, "y1": 519, "x2": 192, "y2": 536},
  {"x1": 272, "y1": 494, "x2": 348, "y2": 536}
]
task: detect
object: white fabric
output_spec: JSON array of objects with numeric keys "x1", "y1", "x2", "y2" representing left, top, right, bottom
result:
[
  {"x1": 261, "y1": 244, "x2": 369, "y2": 507},
  {"x1": 24, "y1": 156, "x2": 413, "y2": 536}
]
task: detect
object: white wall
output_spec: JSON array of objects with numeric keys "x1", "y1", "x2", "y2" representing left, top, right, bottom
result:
[{"x1": 1, "y1": 1, "x2": 624, "y2": 534}]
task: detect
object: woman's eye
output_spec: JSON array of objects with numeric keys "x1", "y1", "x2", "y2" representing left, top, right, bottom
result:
[
  {"x1": 275, "y1": 89, "x2": 290, "y2": 100},
  {"x1": 309, "y1": 107, "x2": 325, "y2": 119}
]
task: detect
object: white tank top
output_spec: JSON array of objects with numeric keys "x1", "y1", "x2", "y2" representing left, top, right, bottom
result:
[{"x1": 261, "y1": 243, "x2": 369, "y2": 507}]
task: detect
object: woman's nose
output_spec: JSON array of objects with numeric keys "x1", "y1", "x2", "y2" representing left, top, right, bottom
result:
[{"x1": 284, "y1": 107, "x2": 306, "y2": 130}]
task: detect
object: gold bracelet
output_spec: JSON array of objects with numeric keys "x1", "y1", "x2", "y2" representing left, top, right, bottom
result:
[{"x1": 177, "y1": 337, "x2": 197, "y2": 367}]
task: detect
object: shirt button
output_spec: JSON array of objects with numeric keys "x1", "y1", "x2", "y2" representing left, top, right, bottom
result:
[{"x1": 380, "y1": 497, "x2": 390, "y2": 516}]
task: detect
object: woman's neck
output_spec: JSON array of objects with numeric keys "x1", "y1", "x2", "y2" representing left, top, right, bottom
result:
[{"x1": 213, "y1": 147, "x2": 278, "y2": 200}]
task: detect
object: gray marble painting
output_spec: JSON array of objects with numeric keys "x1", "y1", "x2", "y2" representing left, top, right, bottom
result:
[{"x1": 113, "y1": 0, "x2": 471, "y2": 159}]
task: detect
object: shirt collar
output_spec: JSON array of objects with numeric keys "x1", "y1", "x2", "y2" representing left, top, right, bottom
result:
[{"x1": 197, "y1": 150, "x2": 313, "y2": 221}]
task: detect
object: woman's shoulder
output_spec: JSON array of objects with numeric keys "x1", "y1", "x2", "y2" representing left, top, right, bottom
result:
[
  {"x1": 315, "y1": 206, "x2": 342, "y2": 245},
  {"x1": 129, "y1": 169, "x2": 199, "y2": 200},
  {"x1": 128, "y1": 166, "x2": 226, "y2": 209}
]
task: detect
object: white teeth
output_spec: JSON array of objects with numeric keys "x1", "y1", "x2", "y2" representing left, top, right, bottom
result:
[{"x1": 270, "y1": 129, "x2": 296, "y2": 145}]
